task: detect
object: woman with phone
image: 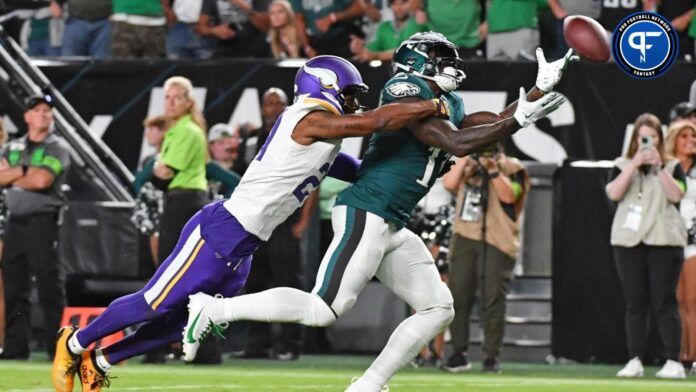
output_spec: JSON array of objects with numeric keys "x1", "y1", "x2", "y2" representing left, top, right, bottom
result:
[{"x1": 606, "y1": 113, "x2": 688, "y2": 379}]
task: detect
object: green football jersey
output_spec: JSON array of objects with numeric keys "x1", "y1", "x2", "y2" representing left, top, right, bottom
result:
[{"x1": 335, "y1": 73, "x2": 466, "y2": 228}]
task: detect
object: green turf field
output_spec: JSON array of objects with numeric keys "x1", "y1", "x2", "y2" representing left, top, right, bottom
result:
[{"x1": 0, "y1": 354, "x2": 695, "y2": 391}]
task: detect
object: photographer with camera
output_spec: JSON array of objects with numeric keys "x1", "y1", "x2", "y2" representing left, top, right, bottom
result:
[
  {"x1": 607, "y1": 113, "x2": 688, "y2": 379},
  {"x1": 441, "y1": 144, "x2": 529, "y2": 373}
]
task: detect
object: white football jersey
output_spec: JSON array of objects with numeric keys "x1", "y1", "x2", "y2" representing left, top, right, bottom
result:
[{"x1": 225, "y1": 97, "x2": 342, "y2": 241}]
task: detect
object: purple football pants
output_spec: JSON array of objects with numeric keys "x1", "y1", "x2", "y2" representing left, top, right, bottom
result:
[{"x1": 74, "y1": 202, "x2": 257, "y2": 364}]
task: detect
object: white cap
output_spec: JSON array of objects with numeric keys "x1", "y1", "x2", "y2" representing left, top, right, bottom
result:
[{"x1": 208, "y1": 123, "x2": 235, "y2": 142}]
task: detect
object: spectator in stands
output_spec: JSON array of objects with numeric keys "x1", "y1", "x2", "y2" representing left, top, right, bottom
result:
[
  {"x1": 291, "y1": 0, "x2": 364, "y2": 58},
  {"x1": 599, "y1": 0, "x2": 646, "y2": 34},
  {"x1": 0, "y1": 95, "x2": 71, "y2": 360},
  {"x1": 163, "y1": 0, "x2": 213, "y2": 60},
  {"x1": 236, "y1": 87, "x2": 288, "y2": 175},
  {"x1": 111, "y1": 0, "x2": 167, "y2": 59},
  {"x1": 546, "y1": 0, "x2": 601, "y2": 59},
  {"x1": 268, "y1": 0, "x2": 300, "y2": 59},
  {"x1": 485, "y1": 0, "x2": 539, "y2": 61},
  {"x1": 352, "y1": 0, "x2": 426, "y2": 63},
  {"x1": 606, "y1": 113, "x2": 687, "y2": 379},
  {"x1": 233, "y1": 86, "x2": 311, "y2": 361},
  {"x1": 360, "y1": 0, "x2": 386, "y2": 42},
  {"x1": 26, "y1": 6, "x2": 62, "y2": 57},
  {"x1": 197, "y1": 0, "x2": 271, "y2": 58},
  {"x1": 50, "y1": 0, "x2": 112, "y2": 58},
  {"x1": 153, "y1": 76, "x2": 208, "y2": 266},
  {"x1": 665, "y1": 119, "x2": 696, "y2": 374},
  {"x1": 416, "y1": 0, "x2": 484, "y2": 60},
  {"x1": 133, "y1": 115, "x2": 169, "y2": 267},
  {"x1": 134, "y1": 116, "x2": 169, "y2": 195},
  {"x1": 670, "y1": 102, "x2": 696, "y2": 125},
  {"x1": 658, "y1": 0, "x2": 694, "y2": 60},
  {"x1": 441, "y1": 147, "x2": 529, "y2": 373},
  {"x1": 206, "y1": 123, "x2": 241, "y2": 199}
]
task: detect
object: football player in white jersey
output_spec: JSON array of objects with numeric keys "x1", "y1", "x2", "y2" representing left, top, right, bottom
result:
[{"x1": 50, "y1": 55, "x2": 449, "y2": 392}]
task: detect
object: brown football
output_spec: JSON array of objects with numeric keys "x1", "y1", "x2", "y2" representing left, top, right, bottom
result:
[{"x1": 563, "y1": 15, "x2": 611, "y2": 62}]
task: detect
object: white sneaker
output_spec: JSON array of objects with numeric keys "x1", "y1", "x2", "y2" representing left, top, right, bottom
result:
[
  {"x1": 656, "y1": 360, "x2": 686, "y2": 379},
  {"x1": 181, "y1": 293, "x2": 226, "y2": 362},
  {"x1": 617, "y1": 357, "x2": 644, "y2": 378},
  {"x1": 345, "y1": 377, "x2": 389, "y2": 392}
]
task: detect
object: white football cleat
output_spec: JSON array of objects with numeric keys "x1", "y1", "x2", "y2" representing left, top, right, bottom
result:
[
  {"x1": 345, "y1": 377, "x2": 389, "y2": 392},
  {"x1": 617, "y1": 357, "x2": 644, "y2": 378},
  {"x1": 656, "y1": 360, "x2": 686, "y2": 379},
  {"x1": 182, "y1": 292, "x2": 226, "y2": 362}
]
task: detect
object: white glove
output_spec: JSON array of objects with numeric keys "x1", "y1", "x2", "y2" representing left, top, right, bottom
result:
[
  {"x1": 513, "y1": 87, "x2": 566, "y2": 128},
  {"x1": 535, "y1": 48, "x2": 579, "y2": 93}
]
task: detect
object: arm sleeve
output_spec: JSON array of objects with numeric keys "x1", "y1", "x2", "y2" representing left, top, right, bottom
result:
[
  {"x1": 328, "y1": 152, "x2": 361, "y2": 183},
  {"x1": 41, "y1": 140, "x2": 71, "y2": 178}
]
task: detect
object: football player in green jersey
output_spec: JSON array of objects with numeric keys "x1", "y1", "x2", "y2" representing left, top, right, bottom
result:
[{"x1": 183, "y1": 32, "x2": 576, "y2": 392}]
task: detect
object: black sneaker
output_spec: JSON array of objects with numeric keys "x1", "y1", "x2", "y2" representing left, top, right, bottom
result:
[
  {"x1": 482, "y1": 357, "x2": 501, "y2": 373},
  {"x1": 441, "y1": 352, "x2": 472, "y2": 372}
]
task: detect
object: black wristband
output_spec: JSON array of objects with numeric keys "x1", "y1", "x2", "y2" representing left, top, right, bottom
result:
[
  {"x1": 21, "y1": 165, "x2": 28, "y2": 175},
  {"x1": 488, "y1": 171, "x2": 500, "y2": 179}
]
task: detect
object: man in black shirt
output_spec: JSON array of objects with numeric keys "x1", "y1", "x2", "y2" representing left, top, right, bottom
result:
[{"x1": 196, "y1": 0, "x2": 271, "y2": 57}]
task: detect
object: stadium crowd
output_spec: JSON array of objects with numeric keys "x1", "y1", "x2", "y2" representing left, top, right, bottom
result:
[
  {"x1": 12, "y1": 0, "x2": 696, "y2": 62},
  {"x1": 1, "y1": 0, "x2": 696, "y2": 387}
]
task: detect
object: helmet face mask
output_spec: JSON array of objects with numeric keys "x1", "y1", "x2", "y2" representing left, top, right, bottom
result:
[
  {"x1": 339, "y1": 84, "x2": 369, "y2": 114},
  {"x1": 392, "y1": 32, "x2": 466, "y2": 92}
]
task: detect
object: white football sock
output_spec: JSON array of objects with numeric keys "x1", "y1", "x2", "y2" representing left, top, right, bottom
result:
[
  {"x1": 94, "y1": 349, "x2": 112, "y2": 373},
  {"x1": 214, "y1": 287, "x2": 336, "y2": 327},
  {"x1": 357, "y1": 306, "x2": 454, "y2": 387},
  {"x1": 68, "y1": 334, "x2": 85, "y2": 356}
]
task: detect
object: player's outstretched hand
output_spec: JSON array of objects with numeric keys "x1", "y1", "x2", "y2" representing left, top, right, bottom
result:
[
  {"x1": 535, "y1": 48, "x2": 579, "y2": 93},
  {"x1": 513, "y1": 87, "x2": 566, "y2": 128}
]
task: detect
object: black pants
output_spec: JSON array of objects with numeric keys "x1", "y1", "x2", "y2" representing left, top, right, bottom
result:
[
  {"x1": 158, "y1": 190, "x2": 207, "y2": 265},
  {"x1": 2, "y1": 213, "x2": 65, "y2": 358},
  {"x1": 614, "y1": 244, "x2": 683, "y2": 360},
  {"x1": 245, "y1": 218, "x2": 303, "y2": 355}
]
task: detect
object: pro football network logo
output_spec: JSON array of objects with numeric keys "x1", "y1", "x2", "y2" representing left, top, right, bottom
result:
[{"x1": 612, "y1": 12, "x2": 678, "y2": 79}]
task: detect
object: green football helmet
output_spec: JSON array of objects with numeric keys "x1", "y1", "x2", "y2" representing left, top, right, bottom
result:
[{"x1": 392, "y1": 32, "x2": 466, "y2": 92}]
